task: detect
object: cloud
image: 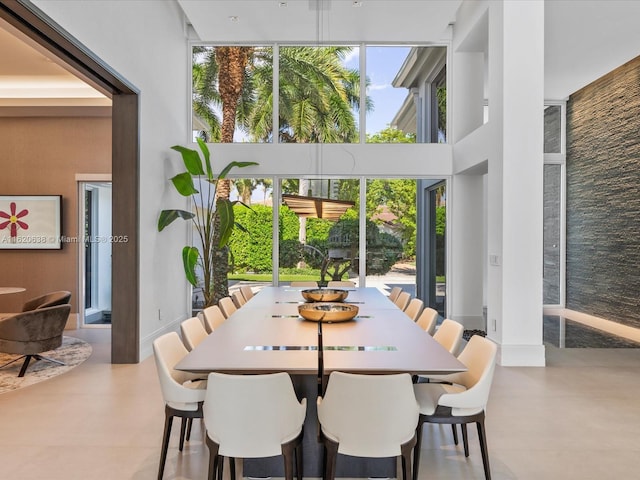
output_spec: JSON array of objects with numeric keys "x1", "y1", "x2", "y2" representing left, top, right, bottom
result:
[
  {"x1": 367, "y1": 83, "x2": 391, "y2": 92},
  {"x1": 342, "y1": 48, "x2": 359, "y2": 66}
]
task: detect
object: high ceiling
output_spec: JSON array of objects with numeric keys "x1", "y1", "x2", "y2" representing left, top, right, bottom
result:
[{"x1": 1, "y1": 1, "x2": 640, "y2": 105}]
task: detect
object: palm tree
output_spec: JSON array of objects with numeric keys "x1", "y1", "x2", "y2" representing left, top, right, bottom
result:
[
  {"x1": 208, "y1": 46, "x2": 253, "y2": 304},
  {"x1": 192, "y1": 45, "x2": 369, "y2": 299},
  {"x1": 248, "y1": 46, "x2": 365, "y2": 143}
]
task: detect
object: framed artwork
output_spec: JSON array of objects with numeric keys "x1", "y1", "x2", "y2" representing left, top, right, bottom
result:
[{"x1": 0, "y1": 195, "x2": 63, "y2": 249}]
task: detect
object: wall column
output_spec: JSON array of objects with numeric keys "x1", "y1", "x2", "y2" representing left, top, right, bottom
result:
[{"x1": 486, "y1": 0, "x2": 545, "y2": 366}]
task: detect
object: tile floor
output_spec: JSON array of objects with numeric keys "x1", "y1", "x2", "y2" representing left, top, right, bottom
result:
[{"x1": 1, "y1": 328, "x2": 639, "y2": 479}]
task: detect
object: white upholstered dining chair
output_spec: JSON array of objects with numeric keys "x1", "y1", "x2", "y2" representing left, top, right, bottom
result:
[
  {"x1": 218, "y1": 296, "x2": 237, "y2": 318},
  {"x1": 327, "y1": 280, "x2": 356, "y2": 287},
  {"x1": 433, "y1": 319, "x2": 464, "y2": 355},
  {"x1": 404, "y1": 298, "x2": 424, "y2": 321},
  {"x1": 393, "y1": 291, "x2": 411, "y2": 311},
  {"x1": 203, "y1": 372, "x2": 306, "y2": 480},
  {"x1": 388, "y1": 286, "x2": 403, "y2": 302},
  {"x1": 231, "y1": 290, "x2": 246, "y2": 308},
  {"x1": 152, "y1": 332, "x2": 207, "y2": 480},
  {"x1": 416, "y1": 307, "x2": 439, "y2": 335},
  {"x1": 180, "y1": 316, "x2": 208, "y2": 351},
  {"x1": 289, "y1": 281, "x2": 318, "y2": 287},
  {"x1": 202, "y1": 305, "x2": 226, "y2": 333},
  {"x1": 412, "y1": 335, "x2": 497, "y2": 480},
  {"x1": 317, "y1": 371, "x2": 419, "y2": 480},
  {"x1": 239, "y1": 285, "x2": 254, "y2": 302}
]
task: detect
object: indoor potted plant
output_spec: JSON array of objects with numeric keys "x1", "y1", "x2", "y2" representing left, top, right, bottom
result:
[{"x1": 158, "y1": 138, "x2": 257, "y2": 307}]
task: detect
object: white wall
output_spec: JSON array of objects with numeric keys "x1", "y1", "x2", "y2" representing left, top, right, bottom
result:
[
  {"x1": 450, "y1": 0, "x2": 545, "y2": 366},
  {"x1": 33, "y1": 0, "x2": 192, "y2": 358}
]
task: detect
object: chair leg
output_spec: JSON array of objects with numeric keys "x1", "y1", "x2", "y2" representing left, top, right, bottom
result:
[
  {"x1": 476, "y1": 419, "x2": 492, "y2": 480},
  {"x1": 186, "y1": 417, "x2": 193, "y2": 442},
  {"x1": 217, "y1": 454, "x2": 224, "y2": 480},
  {"x1": 205, "y1": 436, "x2": 220, "y2": 480},
  {"x1": 282, "y1": 442, "x2": 295, "y2": 480},
  {"x1": 34, "y1": 354, "x2": 65, "y2": 366},
  {"x1": 179, "y1": 418, "x2": 187, "y2": 451},
  {"x1": 400, "y1": 434, "x2": 417, "y2": 480},
  {"x1": 229, "y1": 456, "x2": 236, "y2": 480},
  {"x1": 18, "y1": 355, "x2": 34, "y2": 377},
  {"x1": 413, "y1": 418, "x2": 424, "y2": 480},
  {"x1": 296, "y1": 443, "x2": 303, "y2": 480},
  {"x1": 282, "y1": 430, "x2": 303, "y2": 480},
  {"x1": 451, "y1": 423, "x2": 458, "y2": 445},
  {"x1": 323, "y1": 437, "x2": 339, "y2": 480},
  {"x1": 158, "y1": 411, "x2": 174, "y2": 480},
  {"x1": 461, "y1": 423, "x2": 469, "y2": 457},
  {"x1": 0, "y1": 355, "x2": 26, "y2": 370}
]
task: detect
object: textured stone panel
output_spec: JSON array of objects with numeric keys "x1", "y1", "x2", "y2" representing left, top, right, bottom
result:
[{"x1": 566, "y1": 55, "x2": 640, "y2": 328}]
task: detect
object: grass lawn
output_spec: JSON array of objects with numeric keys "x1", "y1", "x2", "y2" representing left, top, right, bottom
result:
[{"x1": 229, "y1": 272, "x2": 322, "y2": 282}]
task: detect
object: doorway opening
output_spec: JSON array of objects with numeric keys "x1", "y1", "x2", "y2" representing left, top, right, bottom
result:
[
  {"x1": 79, "y1": 181, "x2": 112, "y2": 327},
  {"x1": 418, "y1": 179, "x2": 446, "y2": 317}
]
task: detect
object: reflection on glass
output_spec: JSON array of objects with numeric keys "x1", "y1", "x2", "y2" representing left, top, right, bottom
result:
[
  {"x1": 543, "y1": 164, "x2": 561, "y2": 304},
  {"x1": 544, "y1": 105, "x2": 562, "y2": 153}
]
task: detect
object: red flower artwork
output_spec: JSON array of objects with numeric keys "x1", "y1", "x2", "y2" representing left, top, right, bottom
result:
[{"x1": 0, "y1": 202, "x2": 29, "y2": 239}]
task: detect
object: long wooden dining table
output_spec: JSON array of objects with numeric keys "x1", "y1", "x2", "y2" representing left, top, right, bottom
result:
[{"x1": 176, "y1": 286, "x2": 466, "y2": 478}]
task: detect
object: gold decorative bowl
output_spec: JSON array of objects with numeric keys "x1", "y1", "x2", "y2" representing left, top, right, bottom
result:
[
  {"x1": 298, "y1": 302, "x2": 359, "y2": 323},
  {"x1": 301, "y1": 288, "x2": 349, "y2": 303}
]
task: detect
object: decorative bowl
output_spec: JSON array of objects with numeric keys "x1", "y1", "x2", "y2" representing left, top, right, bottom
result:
[
  {"x1": 298, "y1": 302, "x2": 359, "y2": 323},
  {"x1": 301, "y1": 288, "x2": 349, "y2": 303}
]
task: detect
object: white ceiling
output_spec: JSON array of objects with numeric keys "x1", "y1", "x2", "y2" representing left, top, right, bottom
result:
[
  {"x1": 544, "y1": 0, "x2": 640, "y2": 99},
  {"x1": 1, "y1": 1, "x2": 640, "y2": 105},
  {"x1": 0, "y1": 18, "x2": 109, "y2": 107}
]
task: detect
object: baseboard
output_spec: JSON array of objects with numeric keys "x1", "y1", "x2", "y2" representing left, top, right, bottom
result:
[
  {"x1": 65, "y1": 313, "x2": 79, "y2": 330},
  {"x1": 139, "y1": 315, "x2": 187, "y2": 361},
  {"x1": 496, "y1": 343, "x2": 546, "y2": 366},
  {"x1": 449, "y1": 315, "x2": 485, "y2": 331}
]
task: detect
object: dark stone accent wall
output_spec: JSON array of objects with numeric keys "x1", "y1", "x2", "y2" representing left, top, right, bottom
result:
[{"x1": 566, "y1": 55, "x2": 640, "y2": 328}]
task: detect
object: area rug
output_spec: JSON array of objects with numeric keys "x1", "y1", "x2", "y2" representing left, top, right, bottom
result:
[{"x1": 0, "y1": 336, "x2": 92, "y2": 394}]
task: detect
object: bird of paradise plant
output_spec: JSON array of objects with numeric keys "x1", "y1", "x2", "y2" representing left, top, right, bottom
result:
[{"x1": 158, "y1": 138, "x2": 257, "y2": 307}]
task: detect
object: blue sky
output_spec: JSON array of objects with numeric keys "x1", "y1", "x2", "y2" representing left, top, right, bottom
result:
[{"x1": 344, "y1": 46, "x2": 411, "y2": 136}]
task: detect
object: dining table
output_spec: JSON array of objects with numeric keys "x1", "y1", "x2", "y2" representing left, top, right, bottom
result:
[{"x1": 176, "y1": 286, "x2": 466, "y2": 478}]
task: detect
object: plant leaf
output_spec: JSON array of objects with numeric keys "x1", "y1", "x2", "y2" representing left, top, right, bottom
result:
[
  {"x1": 158, "y1": 209, "x2": 195, "y2": 231},
  {"x1": 182, "y1": 246, "x2": 199, "y2": 286},
  {"x1": 171, "y1": 145, "x2": 205, "y2": 176},
  {"x1": 234, "y1": 222, "x2": 249, "y2": 234},
  {"x1": 171, "y1": 172, "x2": 199, "y2": 196},
  {"x1": 196, "y1": 137, "x2": 213, "y2": 180},
  {"x1": 218, "y1": 161, "x2": 259, "y2": 179},
  {"x1": 217, "y1": 198, "x2": 235, "y2": 247}
]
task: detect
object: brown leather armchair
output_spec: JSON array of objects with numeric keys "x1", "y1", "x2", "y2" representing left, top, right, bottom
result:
[
  {"x1": 21, "y1": 290, "x2": 71, "y2": 312},
  {"x1": 0, "y1": 304, "x2": 71, "y2": 377}
]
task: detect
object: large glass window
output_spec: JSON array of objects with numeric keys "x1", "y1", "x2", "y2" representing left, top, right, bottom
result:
[
  {"x1": 365, "y1": 179, "x2": 416, "y2": 295},
  {"x1": 544, "y1": 105, "x2": 562, "y2": 153},
  {"x1": 226, "y1": 178, "x2": 274, "y2": 297},
  {"x1": 430, "y1": 67, "x2": 447, "y2": 143},
  {"x1": 192, "y1": 44, "x2": 447, "y2": 144},
  {"x1": 279, "y1": 46, "x2": 361, "y2": 143},
  {"x1": 543, "y1": 165, "x2": 562, "y2": 304},
  {"x1": 279, "y1": 178, "x2": 359, "y2": 285},
  {"x1": 192, "y1": 46, "x2": 273, "y2": 143}
]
